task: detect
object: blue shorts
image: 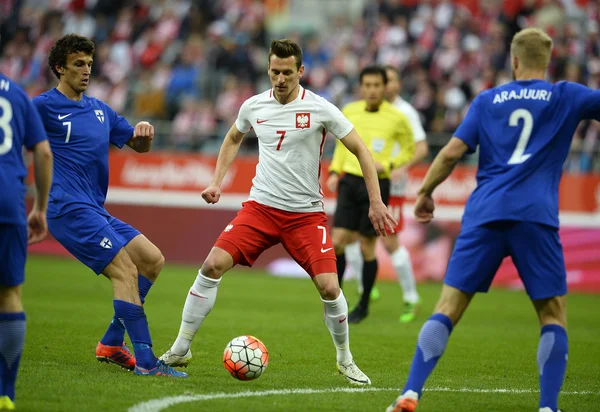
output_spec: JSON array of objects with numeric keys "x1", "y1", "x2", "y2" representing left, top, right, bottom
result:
[
  {"x1": 48, "y1": 209, "x2": 141, "y2": 275},
  {"x1": 444, "y1": 221, "x2": 567, "y2": 300},
  {"x1": 0, "y1": 224, "x2": 27, "y2": 287}
]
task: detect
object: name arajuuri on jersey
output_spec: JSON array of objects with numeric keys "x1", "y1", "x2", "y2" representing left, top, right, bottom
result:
[{"x1": 493, "y1": 89, "x2": 552, "y2": 104}]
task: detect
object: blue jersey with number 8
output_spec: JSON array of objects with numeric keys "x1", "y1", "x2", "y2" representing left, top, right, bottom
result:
[
  {"x1": 0, "y1": 74, "x2": 48, "y2": 225},
  {"x1": 455, "y1": 80, "x2": 600, "y2": 230}
]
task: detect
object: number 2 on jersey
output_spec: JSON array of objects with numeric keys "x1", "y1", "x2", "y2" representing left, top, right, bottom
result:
[
  {"x1": 0, "y1": 96, "x2": 14, "y2": 155},
  {"x1": 507, "y1": 108, "x2": 533, "y2": 165},
  {"x1": 276, "y1": 130, "x2": 286, "y2": 150}
]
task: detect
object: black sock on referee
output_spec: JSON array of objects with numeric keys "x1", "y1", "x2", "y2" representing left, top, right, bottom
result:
[
  {"x1": 359, "y1": 259, "x2": 378, "y2": 309},
  {"x1": 336, "y1": 253, "x2": 346, "y2": 288}
]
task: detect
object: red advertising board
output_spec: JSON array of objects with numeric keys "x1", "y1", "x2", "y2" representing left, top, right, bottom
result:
[{"x1": 28, "y1": 151, "x2": 600, "y2": 293}]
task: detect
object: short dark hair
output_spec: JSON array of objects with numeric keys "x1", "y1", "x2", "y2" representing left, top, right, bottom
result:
[
  {"x1": 384, "y1": 65, "x2": 400, "y2": 78},
  {"x1": 48, "y1": 34, "x2": 95, "y2": 79},
  {"x1": 359, "y1": 65, "x2": 388, "y2": 84},
  {"x1": 268, "y1": 39, "x2": 303, "y2": 70}
]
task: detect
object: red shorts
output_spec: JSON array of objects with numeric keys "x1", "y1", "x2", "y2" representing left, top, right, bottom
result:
[
  {"x1": 387, "y1": 195, "x2": 405, "y2": 232},
  {"x1": 215, "y1": 201, "x2": 336, "y2": 277}
]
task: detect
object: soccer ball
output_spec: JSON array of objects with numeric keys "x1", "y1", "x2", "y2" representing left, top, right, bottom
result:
[{"x1": 223, "y1": 335, "x2": 269, "y2": 381}]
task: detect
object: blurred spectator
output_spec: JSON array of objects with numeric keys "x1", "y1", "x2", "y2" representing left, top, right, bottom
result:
[
  {"x1": 63, "y1": 0, "x2": 96, "y2": 39},
  {"x1": 171, "y1": 97, "x2": 217, "y2": 150},
  {"x1": 165, "y1": 35, "x2": 204, "y2": 118}
]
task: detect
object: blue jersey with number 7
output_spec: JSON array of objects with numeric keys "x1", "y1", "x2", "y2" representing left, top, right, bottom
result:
[
  {"x1": 454, "y1": 80, "x2": 600, "y2": 230},
  {"x1": 32, "y1": 89, "x2": 134, "y2": 219}
]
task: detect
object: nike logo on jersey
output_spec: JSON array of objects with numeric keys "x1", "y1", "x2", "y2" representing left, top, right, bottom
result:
[
  {"x1": 58, "y1": 113, "x2": 72, "y2": 120},
  {"x1": 256, "y1": 119, "x2": 268, "y2": 124},
  {"x1": 339, "y1": 317, "x2": 347, "y2": 323},
  {"x1": 320, "y1": 247, "x2": 333, "y2": 253},
  {"x1": 189, "y1": 290, "x2": 207, "y2": 299}
]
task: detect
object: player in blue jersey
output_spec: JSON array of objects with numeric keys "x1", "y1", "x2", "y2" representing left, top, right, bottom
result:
[
  {"x1": 32, "y1": 34, "x2": 186, "y2": 378},
  {"x1": 386, "y1": 28, "x2": 593, "y2": 412},
  {"x1": 0, "y1": 74, "x2": 53, "y2": 411}
]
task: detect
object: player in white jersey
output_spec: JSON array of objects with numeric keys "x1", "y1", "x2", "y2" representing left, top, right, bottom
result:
[
  {"x1": 344, "y1": 66, "x2": 429, "y2": 323},
  {"x1": 160, "y1": 39, "x2": 396, "y2": 385}
]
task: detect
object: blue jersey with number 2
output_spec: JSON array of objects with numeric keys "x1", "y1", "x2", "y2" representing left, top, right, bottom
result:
[
  {"x1": 455, "y1": 80, "x2": 600, "y2": 230},
  {"x1": 32, "y1": 89, "x2": 134, "y2": 219}
]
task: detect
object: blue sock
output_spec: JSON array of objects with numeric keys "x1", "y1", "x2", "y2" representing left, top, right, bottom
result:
[
  {"x1": 100, "y1": 275, "x2": 154, "y2": 346},
  {"x1": 113, "y1": 300, "x2": 156, "y2": 369},
  {"x1": 403, "y1": 313, "x2": 453, "y2": 398},
  {"x1": 137, "y1": 274, "x2": 153, "y2": 305},
  {"x1": 99, "y1": 317, "x2": 126, "y2": 347},
  {"x1": 0, "y1": 312, "x2": 26, "y2": 401},
  {"x1": 538, "y1": 324, "x2": 568, "y2": 411}
]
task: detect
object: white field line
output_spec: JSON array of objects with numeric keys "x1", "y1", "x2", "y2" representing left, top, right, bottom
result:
[{"x1": 128, "y1": 386, "x2": 600, "y2": 412}]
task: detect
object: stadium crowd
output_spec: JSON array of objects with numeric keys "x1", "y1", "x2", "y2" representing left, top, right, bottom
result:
[{"x1": 0, "y1": 0, "x2": 599, "y2": 169}]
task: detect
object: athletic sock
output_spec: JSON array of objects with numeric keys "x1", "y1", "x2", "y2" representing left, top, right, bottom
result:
[
  {"x1": 335, "y1": 253, "x2": 347, "y2": 288},
  {"x1": 358, "y1": 259, "x2": 377, "y2": 308},
  {"x1": 538, "y1": 324, "x2": 568, "y2": 411},
  {"x1": 391, "y1": 246, "x2": 419, "y2": 304},
  {"x1": 322, "y1": 291, "x2": 352, "y2": 365},
  {"x1": 171, "y1": 271, "x2": 220, "y2": 356},
  {"x1": 0, "y1": 313, "x2": 26, "y2": 401},
  {"x1": 113, "y1": 300, "x2": 156, "y2": 369},
  {"x1": 403, "y1": 313, "x2": 453, "y2": 398}
]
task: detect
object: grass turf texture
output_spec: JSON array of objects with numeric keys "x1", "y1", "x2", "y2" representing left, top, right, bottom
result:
[{"x1": 17, "y1": 256, "x2": 600, "y2": 411}]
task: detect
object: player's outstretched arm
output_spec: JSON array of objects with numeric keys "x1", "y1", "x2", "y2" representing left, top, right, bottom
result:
[
  {"x1": 340, "y1": 128, "x2": 397, "y2": 236},
  {"x1": 201, "y1": 123, "x2": 246, "y2": 204},
  {"x1": 126, "y1": 121, "x2": 154, "y2": 153},
  {"x1": 414, "y1": 137, "x2": 468, "y2": 223},
  {"x1": 28, "y1": 140, "x2": 53, "y2": 244}
]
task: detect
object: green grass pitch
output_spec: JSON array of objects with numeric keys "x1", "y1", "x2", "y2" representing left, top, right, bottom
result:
[{"x1": 16, "y1": 255, "x2": 600, "y2": 411}]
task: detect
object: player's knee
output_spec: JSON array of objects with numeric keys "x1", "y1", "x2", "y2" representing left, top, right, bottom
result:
[
  {"x1": 315, "y1": 275, "x2": 340, "y2": 300},
  {"x1": 534, "y1": 296, "x2": 567, "y2": 328},
  {"x1": 201, "y1": 256, "x2": 227, "y2": 279},
  {"x1": 382, "y1": 236, "x2": 399, "y2": 254},
  {"x1": 0, "y1": 285, "x2": 22, "y2": 312},
  {"x1": 359, "y1": 238, "x2": 377, "y2": 261},
  {"x1": 144, "y1": 251, "x2": 164, "y2": 281},
  {"x1": 332, "y1": 231, "x2": 347, "y2": 255}
]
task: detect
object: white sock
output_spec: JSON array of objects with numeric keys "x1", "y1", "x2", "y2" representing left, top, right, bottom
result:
[
  {"x1": 344, "y1": 241, "x2": 363, "y2": 293},
  {"x1": 171, "y1": 270, "x2": 221, "y2": 355},
  {"x1": 322, "y1": 290, "x2": 353, "y2": 365},
  {"x1": 391, "y1": 246, "x2": 419, "y2": 304}
]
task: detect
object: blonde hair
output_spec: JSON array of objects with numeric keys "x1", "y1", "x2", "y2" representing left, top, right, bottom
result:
[{"x1": 510, "y1": 28, "x2": 553, "y2": 70}]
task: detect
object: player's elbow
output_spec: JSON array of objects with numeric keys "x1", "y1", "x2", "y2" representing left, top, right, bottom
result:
[
  {"x1": 439, "y1": 148, "x2": 461, "y2": 166},
  {"x1": 440, "y1": 138, "x2": 467, "y2": 164},
  {"x1": 352, "y1": 140, "x2": 371, "y2": 160},
  {"x1": 34, "y1": 141, "x2": 53, "y2": 164}
]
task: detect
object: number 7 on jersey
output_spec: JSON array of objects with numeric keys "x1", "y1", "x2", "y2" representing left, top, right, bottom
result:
[{"x1": 276, "y1": 130, "x2": 286, "y2": 151}]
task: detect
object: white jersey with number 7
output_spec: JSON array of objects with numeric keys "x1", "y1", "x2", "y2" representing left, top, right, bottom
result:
[{"x1": 235, "y1": 86, "x2": 354, "y2": 213}]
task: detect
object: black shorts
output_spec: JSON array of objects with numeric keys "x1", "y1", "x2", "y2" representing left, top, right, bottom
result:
[{"x1": 333, "y1": 174, "x2": 390, "y2": 237}]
